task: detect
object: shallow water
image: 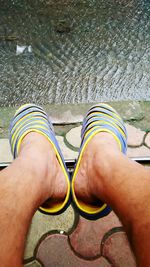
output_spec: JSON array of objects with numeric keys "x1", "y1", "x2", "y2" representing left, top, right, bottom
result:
[{"x1": 0, "y1": 0, "x2": 149, "y2": 106}]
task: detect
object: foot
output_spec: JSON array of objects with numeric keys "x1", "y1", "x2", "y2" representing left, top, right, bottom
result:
[
  {"x1": 18, "y1": 132, "x2": 68, "y2": 205},
  {"x1": 74, "y1": 132, "x2": 120, "y2": 204}
]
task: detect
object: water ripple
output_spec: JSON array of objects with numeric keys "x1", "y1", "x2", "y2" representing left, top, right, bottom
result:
[{"x1": 0, "y1": 0, "x2": 149, "y2": 106}]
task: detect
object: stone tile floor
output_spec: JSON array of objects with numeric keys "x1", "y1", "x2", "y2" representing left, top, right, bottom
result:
[{"x1": 0, "y1": 122, "x2": 150, "y2": 267}]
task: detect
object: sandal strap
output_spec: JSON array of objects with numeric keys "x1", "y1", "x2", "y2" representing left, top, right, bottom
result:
[
  {"x1": 9, "y1": 104, "x2": 67, "y2": 171},
  {"x1": 81, "y1": 103, "x2": 127, "y2": 154},
  {"x1": 82, "y1": 116, "x2": 126, "y2": 139}
]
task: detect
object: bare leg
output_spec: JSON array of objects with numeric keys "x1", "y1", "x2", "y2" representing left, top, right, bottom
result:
[
  {"x1": 75, "y1": 132, "x2": 150, "y2": 267},
  {"x1": 0, "y1": 133, "x2": 67, "y2": 267}
]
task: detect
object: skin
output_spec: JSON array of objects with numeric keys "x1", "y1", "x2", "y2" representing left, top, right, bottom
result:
[
  {"x1": 0, "y1": 131, "x2": 150, "y2": 266},
  {"x1": 0, "y1": 133, "x2": 67, "y2": 267}
]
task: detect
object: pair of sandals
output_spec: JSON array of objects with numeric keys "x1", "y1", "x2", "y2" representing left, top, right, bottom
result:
[{"x1": 9, "y1": 103, "x2": 127, "y2": 220}]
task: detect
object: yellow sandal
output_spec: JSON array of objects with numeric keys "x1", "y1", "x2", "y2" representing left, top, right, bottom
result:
[
  {"x1": 9, "y1": 103, "x2": 71, "y2": 215},
  {"x1": 72, "y1": 103, "x2": 127, "y2": 220}
]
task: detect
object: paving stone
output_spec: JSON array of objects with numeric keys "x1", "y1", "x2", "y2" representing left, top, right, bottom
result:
[
  {"x1": 114, "y1": 101, "x2": 144, "y2": 122},
  {"x1": 56, "y1": 136, "x2": 78, "y2": 159},
  {"x1": 145, "y1": 133, "x2": 150, "y2": 148},
  {"x1": 102, "y1": 231, "x2": 136, "y2": 267},
  {"x1": 127, "y1": 146, "x2": 150, "y2": 157},
  {"x1": 24, "y1": 260, "x2": 42, "y2": 267},
  {"x1": 69, "y1": 211, "x2": 122, "y2": 258},
  {"x1": 0, "y1": 139, "x2": 13, "y2": 162},
  {"x1": 125, "y1": 123, "x2": 145, "y2": 146},
  {"x1": 36, "y1": 234, "x2": 111, "y2": 267},
  {"x1": 24, "y1": 206, "x2": 75, "y2": 260},
  {"x1": 65, "y1": 126, "x2": 82, "y2": 148}
]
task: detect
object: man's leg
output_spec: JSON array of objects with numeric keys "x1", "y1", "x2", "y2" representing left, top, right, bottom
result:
[
  {"x1": 0, "y1": 132, "x2": 67, "y2": 267},
  {"x1": 1, "y1": 130, "x2": 150, "y2": 267},
  {"x1": 75, "y1": 132, "x2": 150, "y2": 267}
]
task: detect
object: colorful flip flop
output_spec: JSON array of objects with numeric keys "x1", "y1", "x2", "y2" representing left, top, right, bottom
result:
[
  {"x1": 72, "y1": 103, "x2": 127, "y2": 220},
  {"x1": 9, "y1": 103, "x2": 71, "y2": 215}
]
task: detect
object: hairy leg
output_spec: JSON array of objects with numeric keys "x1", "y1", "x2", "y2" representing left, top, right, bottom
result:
[
  {"x1": 74, "y1": 132, "x2": 150, "y2": 267},
  {"x1": 0, "y1": 133, "x2": 67, "y2": 267}
]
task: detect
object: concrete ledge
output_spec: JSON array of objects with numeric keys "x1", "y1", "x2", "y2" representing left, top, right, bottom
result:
[
  {"x1": 0, "y1": 101, "x2": 149, "y2": 138},
  {"x1": 0, "y1": 139, "x2": 13, "y2": 162}
]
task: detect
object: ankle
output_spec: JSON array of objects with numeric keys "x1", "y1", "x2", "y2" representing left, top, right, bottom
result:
[
  {"x1": 89, "y1": 146, "x2": 120, "y2": 202},
  {"x1": 18, "y1": 133, "x2": 56, "y2": 202},
  {"x1": 18, "y1": 132, "x2": 68, "y2": 204},
  {"x1": 86, "y1": 132, "x2": 121, "y2": 200}
]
